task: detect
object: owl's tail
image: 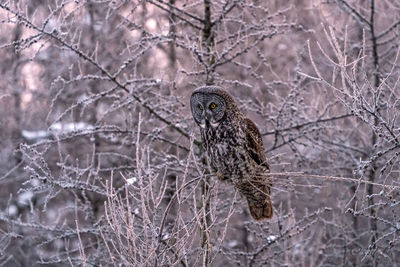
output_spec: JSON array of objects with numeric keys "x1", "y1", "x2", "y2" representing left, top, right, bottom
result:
[{"x1": 247, "y1": 185, "x2": 273, "y2": 221}]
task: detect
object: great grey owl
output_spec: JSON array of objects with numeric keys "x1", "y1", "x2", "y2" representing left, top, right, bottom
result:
[{"x1": 190, "y1": 86, "x2": 272, "y2": 220}]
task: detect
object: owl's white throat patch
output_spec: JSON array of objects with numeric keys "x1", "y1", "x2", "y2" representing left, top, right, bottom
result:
[
  {"x1": 199, "y1": 120, "x2": 219, "y2": 129},
  {"x1": 210, "y1": 121, "x2": 220, "y2": 128}
]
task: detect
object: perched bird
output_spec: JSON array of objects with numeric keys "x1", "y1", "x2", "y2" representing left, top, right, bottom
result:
[{"x1": 190, "y1": 86, "x2": 272, "y2": 220}]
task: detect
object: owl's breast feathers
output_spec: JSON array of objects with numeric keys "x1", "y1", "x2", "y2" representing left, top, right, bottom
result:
[{"x1": 201, "y1": 116, "x2": 268, "y2": 183}]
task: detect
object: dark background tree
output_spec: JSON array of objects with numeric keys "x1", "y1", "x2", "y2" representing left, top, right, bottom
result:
[{"x1": 0, "y1": 0, "x2": 399, "y2": 266}]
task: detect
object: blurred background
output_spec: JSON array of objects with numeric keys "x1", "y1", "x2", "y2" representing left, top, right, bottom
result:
[{"x1": 0, "y1": 0, "x2": 399, "y2": 266}]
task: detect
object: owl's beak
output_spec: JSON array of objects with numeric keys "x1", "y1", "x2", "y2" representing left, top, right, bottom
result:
[
  {"x1": 204, "y1": 112, "x2": 210, "y2": 122},
  {"x1": 204, "y1": 112, "x2": 219, "y2": 128},
  {"x1": 199, "y1": 112, "x2": 207, "y2": 129},
  {"x1": 198, "y1": 114, "x2": 210, "y2": 129},
  {"x1": 204, "y1": 112, "x2": 213, "y2": 126}
]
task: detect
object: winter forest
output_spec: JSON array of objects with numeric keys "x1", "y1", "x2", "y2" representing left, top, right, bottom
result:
[{"x1": 0, "y1": 0, "x2": 400, "y2": 266}]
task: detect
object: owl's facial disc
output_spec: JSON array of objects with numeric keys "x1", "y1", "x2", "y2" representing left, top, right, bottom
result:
[{"x1": 190, "y1": 93, "x2": 226, "y2": 129}]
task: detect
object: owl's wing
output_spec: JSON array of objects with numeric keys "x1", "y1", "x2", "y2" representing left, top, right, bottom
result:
[{"x1": 245, "y1": 118, "x2": 269, "y2": 170}]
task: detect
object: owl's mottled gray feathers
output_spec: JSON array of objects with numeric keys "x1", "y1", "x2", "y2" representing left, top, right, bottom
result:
[
  {"x1": 243, "y1": 118, "x2": 272, "y2": 220},
  {"x1": 190, "y1": 86, "x2": 273, "y2": 221},
  {"x1": 245, "y1": 118, "x2": 269, "y2": 170}
]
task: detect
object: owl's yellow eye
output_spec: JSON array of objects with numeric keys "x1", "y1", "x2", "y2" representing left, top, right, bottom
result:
[
  {"x1": 209, "y1": 103, "x2": 217, "y2": 109},
  {"x1": 199, "y1": 104, "x2": 203, "y2": 110}
]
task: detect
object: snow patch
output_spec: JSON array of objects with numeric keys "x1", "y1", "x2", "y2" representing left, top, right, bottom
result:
[
  {"x1": 50, "y1": 122, "x2": 94, "y2": 134},
  {"x1": 6, "y1": 204, "x2": 18, "y2": 217},
  {"x1": 228, "y1": 240, "x2": 238, "y2": 247},
  {"x1": 126, "y1": 177, "x2": 137, "y2": 185},
  {"x1": 22, "y1": 130, "x2": 49, "y2": 141},
  {"x1": 30, "y1": 179, "x2": 41, "y2": 187},
  {"x1": 17, "y1": 191, "x2": 34, "y2": 206},
  {"x1": 267, "y1": 235, "x2": 277, "y2": 243},
  {"x1": 22, "y1": 122, "x2": 94, "y2": 141},
  {"x1": 162, "y1": 233, "x2": 170, "y2": 240}
]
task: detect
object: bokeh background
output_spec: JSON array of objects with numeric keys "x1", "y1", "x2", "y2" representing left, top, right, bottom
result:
[{"x1": 0, "y1": 0, "x2": 399, "y2": 266}]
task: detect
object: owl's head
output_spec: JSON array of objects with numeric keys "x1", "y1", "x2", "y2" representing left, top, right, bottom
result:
[{"x1": 190, "y1": 86, "x2": 235, "y2": 128}]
